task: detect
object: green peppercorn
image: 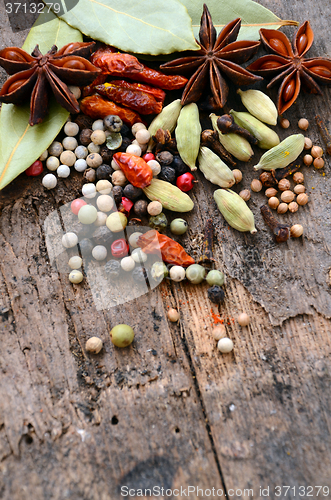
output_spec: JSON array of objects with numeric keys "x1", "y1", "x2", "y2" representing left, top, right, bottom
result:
[
  {"x1": 206, "y1": 270, "x2": 225, "y2": 287},
  {"x1": 104, "y1": 115, "x2": 123, "y2": 133},
  {"x1": 150, "y1": 261, "x2": 169, "y2": 283},
  {"x1": 185, "y1": 264, "x2": 206, "y2": 284},
  {"x1": 149, "y1": 213, "x2": 168, "y2": 231},
  {"x1": 170, "y1": 218, "x2": 188, "y2": 235},
  {"x1": 110, "y1": 324, "x2": 134, "y2": 347}
]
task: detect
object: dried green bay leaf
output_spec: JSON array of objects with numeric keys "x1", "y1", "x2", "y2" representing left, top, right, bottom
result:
[
  {"x1": 54, "y1": 0, "x2": 199, "y2": 55},
  {"x1": 180, "y1": 0, "x2": 298, "y2": 41},
  {"x1": 0, "y1": 10, "x2": 82, "y2": 190}
]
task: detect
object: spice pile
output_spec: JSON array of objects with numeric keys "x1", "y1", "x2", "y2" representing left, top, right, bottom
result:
[{"x1": 1, "y1": 4, "x2": 331, "y2": 355}]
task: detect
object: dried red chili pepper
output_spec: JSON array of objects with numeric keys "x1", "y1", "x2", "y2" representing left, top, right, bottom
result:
[
  {"x1": 95, "y1": 82, "x2": 162, "y2": 115},
  {"x1": 91, "y1": 45, "x2": 143, "y2": 75},
  {"x1": 107, "y1": 80, "x2": 166, "y2": 102},
  {"x1": 80, "y1": 95, "x2": 142, "y2": 126},
  {"x1": 112, "y1": 152, "x2": 153, "y2": 189},
  {"x1": 82, "y1": 73, "x2": 107, "y2": 97},
  {"x1": 124, "y1": 64, "x2": 188, "y2": 90},
  {"x1": 137, "y1": 230, "x2": 195, "y2": 267},
  {"x1": 119, "y1": 197, "x2": 134, "y2": 214}
]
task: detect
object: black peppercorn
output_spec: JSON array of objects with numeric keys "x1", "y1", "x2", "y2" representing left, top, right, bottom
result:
[
  {"x1": 134, "y1": 199, "x2": 148, "y2": 217},
  {"x1": 79, "y1": 238, "x2": 94, "y2": 256},
  {"x1": 120, "y1": 123, "x2": 131, "y2": 137},
  {"x1": 132, "y1": 266, "x2": 147, "y2": 283},
  {"x1": 117, "y1": 137, "x2": 132, "y2": 152},
  {"x1": 207, "y1": 285, "x2": 225, "y2": 304},
  {"x1": 159, "y1": 166, "x2": 176, "y2": 184},
  {"x1": 74, "y1": 114, "x2": 94, "y2": 130},
  {"x1": 123, "y1": 184, "x2": 143, "y2": 201},
  {"x1": 112, "y1": 185, "x2": 123, "y2": 205},
  {"x1": 100, "y1": 145, "x2": 114, "y2": 164},
  {"x1": 104, "y1": 259, "x2": 121, "y2": 278},
  {"x1": 156, "y1": 151, "x2": 174, "y2": 166},
  {"x1": 92, "y1": 226, "x2": 113, "y2": 245},
  {"x1": 79, "y1": 128, "x2": 93, "y2": 146},
  {"x1": 172, "y1": 155, "x2": 189, "y2": 176},
  {"x1": 96, "y1": 164, "x2": 113, "y2": 180}
]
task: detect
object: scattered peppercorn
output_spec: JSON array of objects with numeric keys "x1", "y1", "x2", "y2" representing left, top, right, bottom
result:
[
  {"x1": 167, "y1": 308, "x2": 180, "y2": 322},
  {"x1": 132, "y1": 266, "x2": 147, "y2": 282},
  {"x1": 134, "y1": 199, "x2": 148, "y2": 217},
  {"x1": 280, "y1": 118, "x2": 290, "y2": 129},
  {"x1": 110, "y1": 324, "x2": 134, "y2": 348},
  {"x1": 170, "y1": 218, "x2": 188, "y2": 235},
  {"x1": 217, "y1": 337, "x2": 234, "y2": 353},
  {"x1": 212, "y1": 324, "x2": 226, "y2": 340},
  {"x1": 156, "y1": 151, "x2": 174, "y2": 166},
  {"x1": 159, "y1": 166, "x2": 176, "y2": 184},
  {"x1": 207, "y1": 285, "x2": 225, "y2": 304},
  {"x1": 123, "y1": 184, "x2": 143, "y2": 201},
  {"x1": 237, "y1": 312, "x2": 250, "y2": 326},
  {"x1": 79, "y1": 129, "x2": 93, "y2": 146},
  {"x1": 171, "y1": 155, "x2": 189, "y2": 176},
  {"x1": 112, "y1": 185, "x2": 124, "y2": 205}
]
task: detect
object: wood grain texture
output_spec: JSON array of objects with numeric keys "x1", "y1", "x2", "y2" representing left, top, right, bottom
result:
[{"x1": 0, "y1": 0, "x2": 331, "y2": 499}]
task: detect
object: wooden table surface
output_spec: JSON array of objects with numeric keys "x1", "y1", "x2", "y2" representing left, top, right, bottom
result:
[{"x1": 0, "y1": 0, "x2": 330, "y2": 499}]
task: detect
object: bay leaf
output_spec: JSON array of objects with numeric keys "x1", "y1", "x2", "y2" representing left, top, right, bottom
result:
[
  {"x1": 0, "y1": 10, "x2": 82, "y2": 190},
  {"x1": 53, "y1": 0, "x2": 199, "y2": 55},
  {"x1": 180, "y1": 0, "x2": 298, "y2": 41}
]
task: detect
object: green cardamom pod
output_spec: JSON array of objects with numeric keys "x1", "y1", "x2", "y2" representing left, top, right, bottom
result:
[
  {"x1": 198, "y1": 147, "x2": 235, "y2": 188},
  {"x1": 210, "y1": 113, "x2": 253, "y2": 162},
  {"x1": 143, "y1": 179, "x2": 194, "y2": 212},
  {"x1": 237, "y1": 89, "x2": 278, "y2": 126},
  {"x1": 175, "y1": 103, "x2": 201, "y2": 171},
  {"x1": 214, "y1": 189, "x2": 257, "y2": 234},
  {"x1": 253, "y1": 134, "x2": 305, "y2": 171},
  {"x1": 230, "y1": 110, "x2": 280, "y2": 150},
  {"x1": 147, "y1": 99, "x2": 182, "y2": 151}
]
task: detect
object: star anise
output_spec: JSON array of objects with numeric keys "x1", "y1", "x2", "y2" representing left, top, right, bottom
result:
[
  {"x1": 160, "y1": 4, "x2": 262, "y2": 108},
  {"x1": 0, "y1": 42, "x2": 101, "y2": 125},
  {"x1": 247, "y1": 21, "x2": 331, "y2": 114}
]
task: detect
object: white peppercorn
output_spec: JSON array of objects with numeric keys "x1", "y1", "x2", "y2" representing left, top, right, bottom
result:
[
  {"x1": 94, "y1": 211, "x2": 108, "y2": 226},
  {"x1": 60, "y1": 150, "x2": 76, "y2": 167},
  {"x1": 78, "y1": 205, "x2": 98, "y2": 224},
  {"x1": 69, "y1": 270, "x2": 83, "y2": 284},
  {"x1": 86, "y1": 153, "x2": 103, "y2": 168},
  {"x1": 167, "y1": 308, "x2": 180, "y2": 322},
  {"x1": 85, "y1": 336, "x2": 103, "y2": 354},
  {"x1": 82, "y1": 183, "x2": 97, "y2": 199},
  {"x1": 68, "y1": 256, "x2": 83, "y2": 269},
  {"x1": 128, "y1": 232, "x2": 143, "y2": 248},
  {"x1": 62, "y1": 232, "x2": 78, "y2": 248},
  {"x1": 57, "y1": 165, "x2": 70, "y2": 178},
  {"x1": 131, "y1": 248, "x2": 148, "y2": 263},
  {"x1": 74, "y1": 159, "x2": 87, "y2": 172},
  {"x1": 92, "y1": 119, "x2": 105, "y2": 131},
  {"x1": 67, "y1": 86, "x2": 81, "y2": 100},
  {"x1": 48, "y1": 141, "x2": 63, "y2": 156},
  {"x1": 96, "y1": 180, "x2": 113, "y2": 194},
  {"x1": 106, "y1": 212, "x2": 127, "y2": 232},
  {"x1": 91, "y1": 129, "x2": 106, "y2": 145},
  {"x1": 42, "y1": 173, "x2": 57, "y2": 189},
  {"x1": 169, "y1": 266, "x2": 185, "y2": 282},
  {"x1": 87, "y1": 142, "x2": 100, "y2": 154},
  {"x1": 135, "y1": 129, "x2": 151, "y2": 145},
  {"x1": 120, "y1": 256, "x2": 135, "y2": 272},
  {"x1": 62, "y1": 136, "x2": 78, "y2": 151},
  {"x1": 39, "y1": 150, "x2": 48, "y2": 161},
  {"x1": 132, "y1": 123, "x2": 146, "y2": 136},
  {"x1": 147, "y1": 201, "x2": 163, "y2": 216},
  {"x1": 112, "y1": 170, "x2": 127, "y2": 186},
  {"x1": 147, "y1": 160, "x2": 162, "y2": 176},
  {"x1": 75, "y1": 145, "x2": 88, "y2": 159},
  {"x1": 237, "y1": 313, "x2": 250, "y2": 326},
  {"x1": 92, "y1": 245, "x2": 107, "y2": 261},
  {"x1": 126, "y1": 144, "x2": 142, "y2": 156},
  {"x1": 46, "y1": 156, "x2": 60, "y2": 171},
  {"x1": 217, "y1": 337, "x2": 234, "y2": 353},
  {"x1": 96, "y1": 194, "x2": 114, "y2": 212}
]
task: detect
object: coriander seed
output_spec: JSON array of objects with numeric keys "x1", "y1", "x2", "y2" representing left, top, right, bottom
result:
[
  {"x1": 268, "y1": 196, "x2": 279, "y2": 209},
  {"x1": 297, "y1": 193, "x2": 309, "y2": 205},
  {"x1": 313, "y1": 157, "x2": 325, "y2": 169},
  {"x1": 167, "y1": 308, "x2": 180, "y2": 322},
  {"x1": 232, "y1": 169, "x2": 242, "y2": 183},
  {"x1": 304, "y1": 137, "x2": 313, "y2": 149},
  {"x1": 217, "y1": 338, "x2": 234, "y2": 353},
  {"x1": 280, "y1": 118, "x2": 290, "y2": 129},
  {"x1": 293, "y1": 172, "x2": 304, "y2": 184},
  {"x1": 239, "y1": 189, "x2": 251, "y2": 201},
  {"x1": 251, "y1": 179, "x2": 263, "y2": 192},
  {"x1": 290, "y1": 224, "x2": 304, "y2": 238},
  {"x1": 278, "y1": 179, "x2": 291, "y2": 191},
  {"x1": 294, "y1": 184, "x2": 305, "y2": 194},
  {"x1": 304, "y1": 154, "x2": 313, "y2": 165},
  {"x1": 288, "y1": 201, "x2": 299, "y2": 213},
  {"x1": 280, "y1": 190, "x2": 295, "y2": 203},
  {"x1": 212, "y1": 324, "x2": 226, "y2": 341},
  {"x1": 265, "y1": 187, "x2": 278, "y2": 198},
  {"x1": 298, "y1": 118, "x2": 309, "y2": 130},
  {"x1": 237, "y1": 312, "x2": 250, "y2": 326},
  {"x1": 311, "y1": 145, "x2": 323, "y2": 158},
  {"x1": 85, "y1": 336, "x2": 103, "y2": 354},
  {"x1": 277, "y1": 202, "x2": 288, "y2": 214}
]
